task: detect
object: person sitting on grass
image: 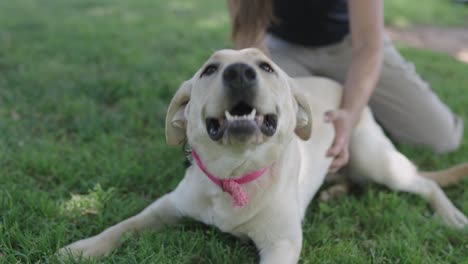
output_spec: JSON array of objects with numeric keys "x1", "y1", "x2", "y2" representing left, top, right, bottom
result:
[{"x1": 227, "y1": 0, "x2": 464, "y2": 172}]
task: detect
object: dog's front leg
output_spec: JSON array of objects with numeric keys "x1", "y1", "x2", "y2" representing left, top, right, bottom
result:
[
  {"x1": 251, "y1": 219, "x2": 303, "y2": 264},
  {"x1": 59, "y1": 193, "x2": 181, "y2": 258},
  {"x1": 258, "y1": 238, "x2": 303, "y2": 264}
]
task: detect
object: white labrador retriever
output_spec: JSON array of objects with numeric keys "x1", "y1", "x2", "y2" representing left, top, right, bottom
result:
[{"x1": 60, "y1": 49, "x2": 468, "y2": 263}]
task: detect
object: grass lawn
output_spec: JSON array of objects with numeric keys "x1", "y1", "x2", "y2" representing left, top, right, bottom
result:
[
  {"x1": 0, "y1": 0, "x2": 467, "y2": 263},
  {"x1": 384, "y1": 0, "x2": 468, "y2": 27}
]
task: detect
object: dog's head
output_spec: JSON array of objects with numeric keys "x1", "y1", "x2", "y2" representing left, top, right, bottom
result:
[{"x1": 165, "y1": 49, "x2": 311, "y2": 174}]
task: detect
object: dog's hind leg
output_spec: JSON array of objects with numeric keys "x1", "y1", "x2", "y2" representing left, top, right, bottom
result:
[
  {"x1": 59, "y1": 193, "x2": 182, "y2": 259},
  {"x1": 348, "y1": 109, "x2": 468, "y2": 229}
]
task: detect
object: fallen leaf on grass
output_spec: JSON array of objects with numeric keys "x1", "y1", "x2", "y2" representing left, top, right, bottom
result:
[
  {"x1": 456, "y1": 48, "x2": 468, "y2": 64},
  {"x1": 11, "y1": 110, "x2": 20, "y2": 120}
]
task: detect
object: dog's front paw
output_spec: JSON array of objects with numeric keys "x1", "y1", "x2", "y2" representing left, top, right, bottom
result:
[{"x1": 58, "y1": 234, "x2": 117, "y2": 259}]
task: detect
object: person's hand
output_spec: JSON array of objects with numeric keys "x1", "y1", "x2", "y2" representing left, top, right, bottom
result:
[{"x1": 325, "y1": 109, "x2": 356, "y2": 172}]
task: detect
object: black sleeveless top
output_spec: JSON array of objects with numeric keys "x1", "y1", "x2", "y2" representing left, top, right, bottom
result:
[{"x1": 268, "y1": 0, "x2": 349, "y2": 47}]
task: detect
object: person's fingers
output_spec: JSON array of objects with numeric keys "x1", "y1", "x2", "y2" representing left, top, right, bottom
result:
[
  {"x1": 324, "y1": 110, "x2": 339, "y2": 123},
  {"x1": 324, "y1": 109, "x2": 351, "y2": 171},
  {"x1": 327, "y1": 134, "x2": 345, "y2": 157},
  {"x1": 328, "y1": 165, "x2": 339, "y2": 173},
  {"x1": 329, "y1": 147, "x2": 350, "y2": 169},
  {"x1": 328, "y1": 149, "x2": 349, "y2": 172},
  {"x1": 327, "y1": 142, "x2": 341, "y2": 157}
]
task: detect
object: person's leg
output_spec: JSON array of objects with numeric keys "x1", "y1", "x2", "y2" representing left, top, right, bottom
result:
[
  {"x1": 369, "y1": 38, "x2": 464, "y2": 153},
  {"x1": 266, "y1": 34, "x2": 313, "y2": 77},
  {"x1": 291, "y1": 35, "x2": 463, "y2": 153}
]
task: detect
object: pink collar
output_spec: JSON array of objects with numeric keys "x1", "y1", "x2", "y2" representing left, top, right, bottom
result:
[{"x1": 191, "y1": 149, "x2": 270, "y2": 208}]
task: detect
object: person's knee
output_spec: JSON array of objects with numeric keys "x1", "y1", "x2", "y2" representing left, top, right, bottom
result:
[
  {"x1": 431, "y1": 117, "x2": 464, "y2": 153},
  {"x1": 389, "y1": 115, "x2": 464, "y2": 154}
]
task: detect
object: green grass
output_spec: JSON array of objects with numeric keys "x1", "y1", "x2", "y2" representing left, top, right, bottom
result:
[
  {"x1": 385, "y1": 0, "x2": 468, "y2": 27},
  {"x1": 0, "y1": 0, "x2": 467, "y2": 263}
]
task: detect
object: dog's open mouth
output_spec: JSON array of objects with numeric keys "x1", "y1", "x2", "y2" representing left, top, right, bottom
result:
[{"x1": 205, "y1": 101, "x2": 278, "y2": 144}]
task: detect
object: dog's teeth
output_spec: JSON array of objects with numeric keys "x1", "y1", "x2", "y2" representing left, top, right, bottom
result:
[
  {"x1": 248, "y1": 109, "x2": 256, "y2": 120},
  {"x1": 225, "y1": 110, "x2": 234, "y2": 121},
  {"x1": 256, "y1": 115, "x2": 264, "y2": 125},
  {"x1": 226, "y1": 109, "x2": 257, "y2": 122}
]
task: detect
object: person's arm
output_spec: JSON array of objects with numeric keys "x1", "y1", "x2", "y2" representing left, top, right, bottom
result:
[
  {"x1": 326, "y1": 0, "x2": 384, "y2": 172},
  {"x1": 227, "y1": 0, "x2": 273, "y2": 54}
]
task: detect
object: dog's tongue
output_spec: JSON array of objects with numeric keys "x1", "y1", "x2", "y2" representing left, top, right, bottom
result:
[{"x1": 222, "y1": 180, "x2": 248, "y2": 207}]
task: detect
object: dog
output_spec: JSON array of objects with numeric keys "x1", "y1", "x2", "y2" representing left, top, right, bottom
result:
[{"x1": 59, "y1": 48, "x2": 468, "y2": 263}]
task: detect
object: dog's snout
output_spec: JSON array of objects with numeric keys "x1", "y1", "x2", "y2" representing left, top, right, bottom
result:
[{"x1": 223, "y1": 63, "x2": 257, "y2": 88}]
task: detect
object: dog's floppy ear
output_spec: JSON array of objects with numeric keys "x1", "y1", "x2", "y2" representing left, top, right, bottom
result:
[
  {"x1": 289, "y1": 77, "x2": 313, "y2": 140},
  {"x1": 165, "y1": 80, "x2": 192, "y2": 146}
]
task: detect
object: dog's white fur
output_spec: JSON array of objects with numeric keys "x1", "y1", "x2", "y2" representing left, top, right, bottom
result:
[{"x1": 60, "y1": 49, "x2": 467, "y2": 263}]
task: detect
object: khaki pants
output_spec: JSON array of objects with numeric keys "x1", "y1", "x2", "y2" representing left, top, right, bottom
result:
[{"x1": 266, "y1": 34, "x2": 463, "y2": 153}]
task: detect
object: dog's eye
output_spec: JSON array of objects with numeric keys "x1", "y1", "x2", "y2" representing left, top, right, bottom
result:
[
  {"x1": 201, "y1": 64, "x2": 218, "y2": 77},
  {"x1": 259, "y1": 62, "x2": 274, "y2": 73}
]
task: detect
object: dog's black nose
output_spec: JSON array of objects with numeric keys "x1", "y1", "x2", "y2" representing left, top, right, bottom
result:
[
  {"x1": 223, "y1": 63, "x2": 257, "y2": 102},
  {"x1": 223, "y1": 63, "x2": 257, "y2": 89}
]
